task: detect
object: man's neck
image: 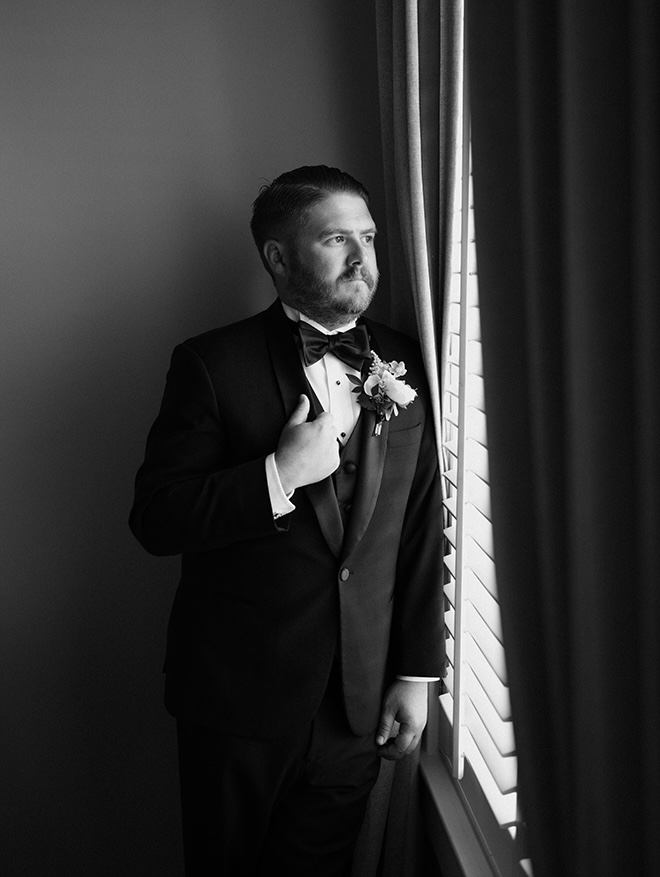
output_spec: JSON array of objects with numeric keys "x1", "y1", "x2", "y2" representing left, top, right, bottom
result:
[{"x1": 280, "y1": 301, "x2": 358, "y2": 335}]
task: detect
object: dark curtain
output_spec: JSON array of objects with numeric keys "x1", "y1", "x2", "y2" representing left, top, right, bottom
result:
[{"x1": 467, "y1": 2, "x2": 660, "y2": 875}]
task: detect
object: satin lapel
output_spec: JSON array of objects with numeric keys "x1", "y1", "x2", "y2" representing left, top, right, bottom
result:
[
  {"x1": 340, "y1": 319, "x2": 389, "y2": 560},
  {"x1": 265, "y1": 301, "x2": 344, "y2": 557},
  {"x1": 341, "y1": 408, "x2": 389, "y2": 561}
]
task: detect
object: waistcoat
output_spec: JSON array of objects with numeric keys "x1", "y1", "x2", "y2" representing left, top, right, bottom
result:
[{"x1": 334, "y1": 415, "x2": 364, "y2": 527}]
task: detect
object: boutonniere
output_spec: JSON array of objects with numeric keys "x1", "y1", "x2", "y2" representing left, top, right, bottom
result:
[{"x1": 348, "y1": 351, "x2": 417, "y2": 436}]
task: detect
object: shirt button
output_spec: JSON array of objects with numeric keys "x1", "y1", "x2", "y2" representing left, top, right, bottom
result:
[
  {"x1": 336, "y1": 380, "x2": 341, "y2": 386},
  {"x1": 339, "y1": 568, "x2": 351, "y2": 582},
  {"x1": 344, "y1": 461, "x2": 357, "y2": 474},
  {"x1": 340, "y1": 432, "x2": 346, "y2": 439}
]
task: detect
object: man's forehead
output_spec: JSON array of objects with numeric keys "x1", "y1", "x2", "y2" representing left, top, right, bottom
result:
[{"x1": 302, "y1": 192, "x2": 375, "y2": 233}]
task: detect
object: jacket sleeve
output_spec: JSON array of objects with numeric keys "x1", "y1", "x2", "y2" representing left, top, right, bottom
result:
[
  {"x1": 129, "y1": 343, "x2": 286, "y2": 556},
  {"x1": 392, "y1": 392, "x2": 447, "y2": 680}
]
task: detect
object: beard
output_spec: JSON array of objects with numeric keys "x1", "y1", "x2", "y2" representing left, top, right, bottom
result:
[{"x1": 282, "y1": 251, "x2": 379, "y2": 329}]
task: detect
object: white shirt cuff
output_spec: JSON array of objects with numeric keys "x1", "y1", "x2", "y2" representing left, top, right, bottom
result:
[
  {"x1": 265, "y1": 453, "x2": 296, "y2": 519},
  {"x1": 396, "y1": 675, "x2": 440, "y2": 682}
]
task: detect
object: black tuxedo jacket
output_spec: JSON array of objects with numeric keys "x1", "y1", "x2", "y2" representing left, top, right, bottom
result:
[{"x1": 130, "y1": 300, "x2": 445, "y2": 739}]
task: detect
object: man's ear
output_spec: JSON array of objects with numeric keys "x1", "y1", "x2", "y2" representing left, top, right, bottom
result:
[{"x1": 263, "y1": 240, "x2": 287, "y2": 277}]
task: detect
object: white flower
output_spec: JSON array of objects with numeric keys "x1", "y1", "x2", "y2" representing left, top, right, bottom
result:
[
  {"x1": 363, "y1": 374, "x2": 381, "y2": 396},
  {"x1": 381, "y1": 372, "x2": 417, "y2": 406}
]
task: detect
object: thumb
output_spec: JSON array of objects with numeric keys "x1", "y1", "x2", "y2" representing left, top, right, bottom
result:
[
  {"x1": 286, "y1": 394, "x2": 310, "y2": 427},
  {"x1": 376, "y1": 707, "x2": 396, "y2": 747}
]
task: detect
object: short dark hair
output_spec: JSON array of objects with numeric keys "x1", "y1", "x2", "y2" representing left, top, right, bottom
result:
[{"x1": 250, "y1": 165, "x2": 370, "y2": 275}]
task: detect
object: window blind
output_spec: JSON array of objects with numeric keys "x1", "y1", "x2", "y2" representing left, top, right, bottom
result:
[
  {"x1": 439, "y1": 121, "x2": 526, "y2": 859},
  {"x1": 432, "y1": 6, "x2": 532, "y2": 874}
]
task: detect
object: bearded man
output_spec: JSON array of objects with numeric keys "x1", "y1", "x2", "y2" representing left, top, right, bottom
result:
[{"x1": 129, "y1": 165, "x2": 445, "y2": 876}]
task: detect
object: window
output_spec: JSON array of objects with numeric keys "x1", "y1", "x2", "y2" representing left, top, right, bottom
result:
[
  {"x1": 419, "y1": 13, "x2": 531, "y2": 877},
  {"x1": 438, "y1": 154, "x2": 530, "y2": 876}
]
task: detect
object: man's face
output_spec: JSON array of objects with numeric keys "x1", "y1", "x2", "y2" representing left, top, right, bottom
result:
[{"x1": 277, "y1": 193, "x2": 379, "y2": 329}]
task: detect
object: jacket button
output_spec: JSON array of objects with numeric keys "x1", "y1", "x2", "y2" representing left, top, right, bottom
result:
[
  {"x1": 344, "y1": 461, "x2": 357, "y2": 474},
  {"x1": 339, "y1": 568, "x2": 351, "y2": 582}
]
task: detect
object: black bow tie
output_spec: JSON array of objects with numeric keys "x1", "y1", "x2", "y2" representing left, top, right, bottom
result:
[{"x1": 296, "y1": 321, "x2": 371, "y2": 370}]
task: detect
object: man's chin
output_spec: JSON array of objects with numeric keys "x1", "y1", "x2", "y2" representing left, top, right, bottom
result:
[{"x1": 342, "y1": 284, "x2": 376, "y2": 312}]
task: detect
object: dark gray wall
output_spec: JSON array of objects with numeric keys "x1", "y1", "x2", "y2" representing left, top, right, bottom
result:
[{"x1": 0, "y1": 2, "x2": 386, "y2": 873}]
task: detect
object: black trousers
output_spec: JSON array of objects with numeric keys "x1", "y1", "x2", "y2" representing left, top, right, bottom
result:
[{"x1": 176, "y1": 668, "x2": 382, "y2": 876}]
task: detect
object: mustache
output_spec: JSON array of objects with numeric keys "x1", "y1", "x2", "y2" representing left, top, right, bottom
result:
[{"x1": 339, "y1": 267, "x2": 377, "y2": 285}]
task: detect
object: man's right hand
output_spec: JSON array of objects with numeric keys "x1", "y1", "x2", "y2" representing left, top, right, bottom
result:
[{"x1": 274, "y1": 394, "x2": 340, "y2": 494}]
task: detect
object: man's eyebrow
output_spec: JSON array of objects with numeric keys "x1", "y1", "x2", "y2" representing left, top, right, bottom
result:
[{"x1": 318, "y1": 226, "x2": 378, "y2": 238}]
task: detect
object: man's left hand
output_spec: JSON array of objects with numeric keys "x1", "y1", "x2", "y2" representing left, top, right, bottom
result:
[{"x1": 375, "y1": 680, "x2": 428, "y2": 761}]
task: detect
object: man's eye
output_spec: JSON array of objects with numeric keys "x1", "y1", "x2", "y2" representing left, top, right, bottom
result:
[
  {"x1": 363, "y1": 235, "x2": 374, "y2": 244},
  {"x1": 333, "y1": 236, "x2": 345, "y2": 244}
]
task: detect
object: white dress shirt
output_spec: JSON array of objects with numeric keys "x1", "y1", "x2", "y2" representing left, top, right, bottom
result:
[{"x1": 265, "y1": 303, "x2": 363, "y2": 517}]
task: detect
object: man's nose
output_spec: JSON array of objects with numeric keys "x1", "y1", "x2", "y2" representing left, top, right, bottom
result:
[{"x1": 348, "y1": 240, "x2": 366, "y2": 265}]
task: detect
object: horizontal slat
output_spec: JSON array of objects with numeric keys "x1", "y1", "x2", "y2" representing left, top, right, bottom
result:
[
  {"x1": 466, "y1": 373, "x2": 485, "y2": 410},
  {"x1": 444, "y1": 387, "x2": 459, "y2": 410},
  {"x1": 448, "y1": 272, "x2": 461, "y2": 302},
  {"x1": 464, "y1": 536, "x2": 497, "y2": 596},
  {"x1": 447, "y1": 331, "x2": 460, "y2": 363},
  {"x1": 439, "y1": 691, "x2": 454, "y2": 724},
  {"x1": 464, "y1": 502, "x2": 493, "y2": 556},
  {"x1": 463, "y1": 601, "x2": 507, "y2": 685},
  {"x1": 444, "y1": 633, "x2": 455, "y2": 668},
  {"x1": 444, "y1": 389, "x2": 459, "y2": 416},
  {"x1": 464, "y1": 665, "x2": 515, "y2": 754},
  {"x1": 464, "y1": 698, "x2": 517, "y2": 793},
  {"x1": 444, "y1": 467, "x2": 458, "y2": 490},
  {"x1": 444, "y1": 605, "x2": 456, "y2": 639},
  {"x1": 443, "y1": 423, "x2": 459, "y2": 454},
  {"x1": 464, "y1": 471, "x2": 491, "y2": 518},
  {"x1": 467, "y1": 339, "x2": 483, "y2": 375},
  {"x1": 464, "y1": 436, "x2": 488, "y2": 481},
  {"x1": 466, "y1": 267, "x2": 478, "y2": 301},
  {"x1": 450, "y1": 237, "x2": 477, "y2": 278},
  {"x1": 464, "y1": 633, "x2": 510, "y2": 710},
  {"x1": 448, "y1": 300, "x2": 461, "y2": 334},
  {"x1": 451, "y1": 241, "x2": 463, "y2": 273},
  {"x1": 442, "y1": 656, "x2": 455, "y2": 692},
  {"x1": 466, "y1": 406, "x2": 487, "y2": 444},
  {"x1": 463, "y1": 735, "x2": 518, "y2": 827},
  {"x1": 444, "y1": 404, "x2": 459, "y2": 429},
  {"x1": 467, "y1": 306, "x2": 481, "y2": 341},
  {"x1": 443, "y1": 436, "x2": 458, "y2": 458},
  {"x1": 465, "y1": 568, "x2": 502, "y2": 640},
  {"x1": 465, "y1": 604, "x2": 508, "y2": 684},
  {"x1": 446, "y1": 361, "x2": 460, "y2": 395}
]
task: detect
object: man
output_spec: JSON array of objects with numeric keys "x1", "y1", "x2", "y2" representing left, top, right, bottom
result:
[{"x1": 129, "y1": 165, "x2": 445, "y2": 875}]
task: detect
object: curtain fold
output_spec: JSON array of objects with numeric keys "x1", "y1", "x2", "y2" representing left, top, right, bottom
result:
[
  {"x1": 376, "y1": 0, "x2": 461, "y2": 420},
  {"x1": 352, "y1": 2, "x2": 461, "y2": 875},
  {"x1": 467, "y1": 2, "x2": 660, "y2": 875}
]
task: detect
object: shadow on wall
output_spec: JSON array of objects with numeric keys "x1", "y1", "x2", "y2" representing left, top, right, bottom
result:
[
  {"x1": 2, "y1": 187, "x2": 274, "y2": 872},
  {"x1": 1, "y1": 1, "x2": 385, "y2": 874}
]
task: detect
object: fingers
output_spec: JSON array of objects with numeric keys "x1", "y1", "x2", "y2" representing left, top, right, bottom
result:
[{"x1": 377, "y1": 725, "x2": 420, "y2": 761}]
